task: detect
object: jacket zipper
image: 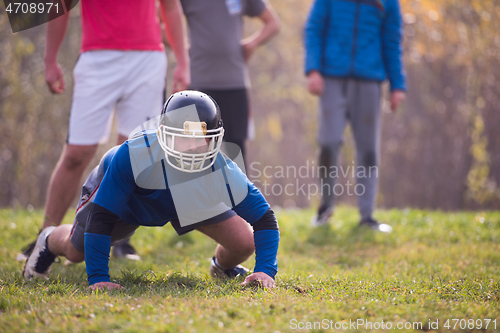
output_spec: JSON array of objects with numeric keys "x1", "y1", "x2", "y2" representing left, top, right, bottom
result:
[{"x1": 350, "y1": 0, "x2": 361, "y2": 76}]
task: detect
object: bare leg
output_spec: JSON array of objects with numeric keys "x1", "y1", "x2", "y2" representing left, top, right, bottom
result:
[
  {"x1": 42, "y1": 144, "x2": 98, "y2": 228},
  {"x1": 46, "y1": 224, "x2": 85, "y2": 263},
  {"x1": 196, "y1": 215, "x2": 254, "y2": 269}
]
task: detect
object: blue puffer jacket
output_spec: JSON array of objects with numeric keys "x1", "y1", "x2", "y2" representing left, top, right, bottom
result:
[{"x1": 304, "y1": 0, "x2": 406, "y2": 91}]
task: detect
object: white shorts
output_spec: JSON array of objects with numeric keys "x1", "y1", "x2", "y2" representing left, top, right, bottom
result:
[{"x1": 68, "y1": 50, "x2": 167, "y2": 145}]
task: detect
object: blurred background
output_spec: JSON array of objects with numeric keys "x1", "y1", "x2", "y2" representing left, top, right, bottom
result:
[{"x1": 0, "y1": 0, "x2": 499, "y2": 212}]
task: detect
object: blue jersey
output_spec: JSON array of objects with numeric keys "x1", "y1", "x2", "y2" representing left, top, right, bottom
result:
[
  {"x1": 84, "y1": 130, "x2": 278, "y2": 285},
  {"x1": 94, "y1": 130, "x2": 270, "y2": 226}
]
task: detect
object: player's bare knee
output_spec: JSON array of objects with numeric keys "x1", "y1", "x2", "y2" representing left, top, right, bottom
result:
[
  {"x1": 234, "y1": 239, "x2": 255, "y2": 258},
  {"x1": 65, "y1": 245, "x2": 85, "y2": 263},
  {"x1": 242, "y1": 243, "x2": 255, "y2": 258}
]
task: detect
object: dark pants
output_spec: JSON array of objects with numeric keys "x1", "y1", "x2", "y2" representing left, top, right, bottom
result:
[{"x1": 191, "y1": 88, "x2": 249, "y2": 161}]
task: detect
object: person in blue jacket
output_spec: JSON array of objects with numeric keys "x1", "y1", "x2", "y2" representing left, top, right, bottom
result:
[
  {"x1": 23, "y1": 91, "x2": 279, "y2": 289},
  {"x1": 304, "y1": 0, "x2": 407, "y2": 231}
]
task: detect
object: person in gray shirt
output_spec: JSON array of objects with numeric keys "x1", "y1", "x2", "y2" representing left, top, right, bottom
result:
[{"x1": 180, "y1": 0, "x2": 280, "y2": 160}]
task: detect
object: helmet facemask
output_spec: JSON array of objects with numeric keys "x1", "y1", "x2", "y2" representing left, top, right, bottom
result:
[{"x1": 157, "y1": 121, "x2": 224, "y2": 173}]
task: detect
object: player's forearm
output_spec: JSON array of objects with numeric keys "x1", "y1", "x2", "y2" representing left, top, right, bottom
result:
[
  {"x1": 159, "y1": 0, "x2": 189, "y2": 69},
  {"x1": 44, "y1": 12, "x2": 70, "y2": 64},
  {"x1": 253, "y1": 229, "x2": 279, "y2": 279},
  {"x1": 84, "y1": 203, "x2": 120, "y2": 285},
  {"x1": 251, "y1": 208, "x2": 280, "y2": 279},
  {"x1": 84, "y1": 233, "x2": 112, "y2": 285}
]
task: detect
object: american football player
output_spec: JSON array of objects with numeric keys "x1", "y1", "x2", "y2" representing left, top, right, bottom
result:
[{"x1": 23, "y1": 91, "x2": 279, "y2": 289}]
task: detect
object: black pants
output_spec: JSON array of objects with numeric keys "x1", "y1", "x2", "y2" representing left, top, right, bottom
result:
[{"x1": 191, "y1": 88, "x2": 249, "y2": 160}]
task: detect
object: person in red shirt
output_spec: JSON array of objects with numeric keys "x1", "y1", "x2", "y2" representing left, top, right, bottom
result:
[{"x1": 20, "y1": 0, "x2": 190, "y2": 260}]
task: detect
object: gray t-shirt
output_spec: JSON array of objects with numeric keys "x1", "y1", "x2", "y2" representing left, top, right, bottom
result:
[{"x1": 181, "y1": 0, "x2": 266, "y2": 89}]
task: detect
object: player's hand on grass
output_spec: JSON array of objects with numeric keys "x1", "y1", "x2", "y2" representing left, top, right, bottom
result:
[
  {"x1": 89, "y1": 282, "x2": 124, "y2": 290},
  {"x1": 45, "y1": 61, "x2": 65, "y2": 94},
  {"x1": 307, "y1": 70, "x2": 324, "y2": 96},
  {"x1": 390, "y1": 90, "x2": 406, "y2": 112},
  {"x1": 241, "y1": 272, "x2": 275, "y2": 289},
  {"x1": 172, "y1": 64, "x2": 190, "y2": 93}
]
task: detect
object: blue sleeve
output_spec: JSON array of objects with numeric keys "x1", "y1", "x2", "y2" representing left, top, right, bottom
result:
[
  {"x1": 253, "y1": 229, "x2": 279, "y2": 279},
  {"x1": 220, "y1": 156, "x2": 278, "y2": 278},
  {"x1": 304, "y1": 0, "x2": 329, "y2": 75},
  {"x1": 217, "y1": 153, "x2": 270, "y2": 223},
  {"x1": 84, "y1": 233, "x2": 111, "y2": 285},
  {"x1": 93, "y1": 143, "x2": 137, "y2": 218},
  {"x1": 233, "y1": 183, "x2": 270, "y2": 224},
  {"x1": 382, "y1": 0, "x2": 407, "y2": 91}
]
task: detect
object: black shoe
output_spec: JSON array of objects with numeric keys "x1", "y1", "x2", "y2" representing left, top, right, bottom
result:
[
  {"x1": 210, "y1": 256, "x2": 249, "y2": 279},
  {"x1": 359, "y1": 217, "x2": 392, "y2": 233},
  {"x1": 311, "y1": 204, "x2": 333, "y2": 227},
  {"x1": 112, "y1": 239, "x2": 141, "y2": 260}
]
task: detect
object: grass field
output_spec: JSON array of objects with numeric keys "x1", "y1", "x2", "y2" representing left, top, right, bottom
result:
[{"x1": 0, "y1": 207, "x2": 499, "y2": 332}]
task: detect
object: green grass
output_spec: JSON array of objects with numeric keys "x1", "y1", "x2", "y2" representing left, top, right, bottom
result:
[{"x1": 0, "y1": 207, "x2": 499, "y2": 332}]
